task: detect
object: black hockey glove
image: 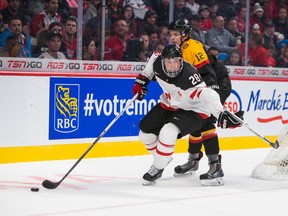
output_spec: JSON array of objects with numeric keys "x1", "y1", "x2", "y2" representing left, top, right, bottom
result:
[
  {"x1": 234, "y1": 110, "x2": 244, "y2": 120},
  {"x1": 209, "y1": 84, "x2": 220, "y2": 94},
  {"x1": 217, "y1": 110, "x2": 244, "y2": 129},
  {"x1": 132, "y1": 74, "x2": 149, "y2": 100}
]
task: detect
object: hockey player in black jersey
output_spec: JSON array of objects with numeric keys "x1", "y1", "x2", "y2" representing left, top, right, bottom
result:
[{"x1": 132, "y1": 44, "x2": 243, "y2": 185}]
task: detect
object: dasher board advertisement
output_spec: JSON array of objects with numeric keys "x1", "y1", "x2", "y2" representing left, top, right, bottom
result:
[
  {"x1": 49, "y1": 77, "x2": 288, "y2": 140},
  {"x1": 49, "y1": 77, "x2": 162, "y2": 139}
]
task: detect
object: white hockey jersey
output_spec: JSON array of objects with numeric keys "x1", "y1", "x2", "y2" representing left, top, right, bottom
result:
[{"x1": 142, "y1": 52, "x2": 224, "y2": 119}]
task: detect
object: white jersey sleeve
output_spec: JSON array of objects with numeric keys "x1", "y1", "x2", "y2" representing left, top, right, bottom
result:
[
  {"x1": 141, "y1": 52, "x2": 161, "y2": 80},
  {"x1": 198, "y1": 87, "x2": 224, "y2": 118},
  {"x1": 181, "y1": 87, "x2": 224, "y2": 118}
]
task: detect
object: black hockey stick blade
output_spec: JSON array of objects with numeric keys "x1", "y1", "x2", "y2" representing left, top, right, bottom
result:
[
  {"x1": 224, "y1": 109, "x2": 279, "y2": 149},
  {"x1": 42, "y1": 94, "x2": 139, "y2": 190},
  {"x1": 42, "y1": 179, "x2": 61, "y2": 189}
]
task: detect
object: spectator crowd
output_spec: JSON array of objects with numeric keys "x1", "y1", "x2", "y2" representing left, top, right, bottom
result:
[{"x1": 0, "y1": 0, "x2": 288, "y2": 68}]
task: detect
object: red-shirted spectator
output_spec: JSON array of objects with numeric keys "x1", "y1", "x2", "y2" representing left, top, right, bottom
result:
[
  {"x1": 250, "y1": 3, "x2": 269, "y2": 33},
  {"x1": 199, "y1": 5, "x2": 212, "y2": 32},
  {"x1": 238, "y1": 33, "x2": 270, "y2": 67},
  {"x1": 62, "y1": 16, "x2": 77, "y2": 59},
  {"x1": 105, "y1": 19, "x2": 129, "y2": 61},
  {"x1": 32, "y1": 0, "x2": 62, "y2": 37},
  {"x1": 235, "y1": 5, "x2": 247, "y2": 34},
  {"x1": 0, "y1": 1, "x2": 8, "y2": 10},
  {"x1": 263, "y1": 0, "x2": 278, "y2": 20},
  {"x1": 266, "y1": 43, "x2": 276, "y2": 67}
]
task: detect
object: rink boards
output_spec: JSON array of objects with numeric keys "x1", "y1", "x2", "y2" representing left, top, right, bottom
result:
[{"x1": 0, "y1": 58, "x2": 287, "y2": 163}]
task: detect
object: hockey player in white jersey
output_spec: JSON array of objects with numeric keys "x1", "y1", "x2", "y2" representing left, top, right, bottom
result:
[{"x1": 132, "y1": 44, "x2": 242, "y2": 185}]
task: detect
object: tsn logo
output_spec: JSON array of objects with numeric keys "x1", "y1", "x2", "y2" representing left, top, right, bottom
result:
[
  {"x1": 8, "y1": 60, "x2": 42, "y2": 68},
  {"x1": 258, "y1": 69, "x2": 279, "y2": 76},
  {"x1": 83, "y1": 63, "x2": 113, "y2": 70}
]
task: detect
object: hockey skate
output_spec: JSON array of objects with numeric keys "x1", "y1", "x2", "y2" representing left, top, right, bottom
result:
[
  {"x1": 142, "y1": 157, "x2": 173, "y2": 185},
  {"x1": 200, "y1": 155, "x2": 224, "y2": 186},
  {"x1": 142, "y1": 166, "x2": 164, "y2": 186},
  {"x1": 174, "y1": 151, "x2": 203, "y2": 176}
]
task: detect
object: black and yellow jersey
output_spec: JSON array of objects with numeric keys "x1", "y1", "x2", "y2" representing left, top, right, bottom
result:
[{"x1": 181, "y1": 39, "x2": 217, "y2": 86}]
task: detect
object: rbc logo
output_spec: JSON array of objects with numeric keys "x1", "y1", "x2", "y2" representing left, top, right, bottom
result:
[{"x1": 54, "y1": 84, "x2": 79, "y2": 133}]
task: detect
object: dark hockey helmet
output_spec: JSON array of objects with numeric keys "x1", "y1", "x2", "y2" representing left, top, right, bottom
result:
[
  {"x1": 162, "y1": 43, "x2": 182, "y2": 59},
  {"x1": 168, "y1": 18, "x2": 191, "y2": 36},
  {"x1": 161, "y1": 44, "x2": 183, "y2": 78}
]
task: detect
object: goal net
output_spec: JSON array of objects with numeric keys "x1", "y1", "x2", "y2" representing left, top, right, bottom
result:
[{"x1": 252, "y1": 126, "x2": 288, "y2": 181}]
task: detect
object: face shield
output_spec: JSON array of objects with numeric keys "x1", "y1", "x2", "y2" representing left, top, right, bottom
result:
[{"x1": 161, "y1": 57, "x2": 183, "y2": 78}]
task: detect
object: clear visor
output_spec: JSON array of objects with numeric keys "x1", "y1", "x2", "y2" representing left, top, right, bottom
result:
[{"x1": 162, "y1": 57, "x2": 183, "y2": 78}]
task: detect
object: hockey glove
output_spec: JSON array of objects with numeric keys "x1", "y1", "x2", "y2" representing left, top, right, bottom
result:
[
  {"x1": 217, "y1": 110, "x2": 244, "y2": 129},
  {"x1": 234, "y1": 111, "x2": 244, "y2": 121},
  {"x1": 209, "y1": 84, "x2": 220, "y2": 95},
  {"x1": 210, "y1": 85, "x2": 220, "y2": 91},
  {"x1": 132, "y1": 74, "x2": 149, "y2": 100}
]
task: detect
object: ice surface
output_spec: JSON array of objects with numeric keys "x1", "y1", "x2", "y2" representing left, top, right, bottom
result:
[{"x1": 1, "y1": 148, "x2": 287, "y2": 216}]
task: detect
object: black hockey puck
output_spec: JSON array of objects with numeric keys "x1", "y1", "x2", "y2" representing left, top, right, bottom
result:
[{"x1": 31, "y1": 187, "x2": 39, "y2": 192}]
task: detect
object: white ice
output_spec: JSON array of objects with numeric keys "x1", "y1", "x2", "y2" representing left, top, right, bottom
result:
[{"x1": 1, "y1": 148, "x2": 288, "y2": 216}]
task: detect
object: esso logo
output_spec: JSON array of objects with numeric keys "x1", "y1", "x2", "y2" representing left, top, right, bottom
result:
[
  {"x1": 224, "y1": 101, "x2": 239, "y2": 112},
  {"x1": 223, "y1": 89, "x2": 242, "y2": 112}
]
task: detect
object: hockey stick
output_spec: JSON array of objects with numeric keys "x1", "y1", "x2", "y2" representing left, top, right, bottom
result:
[
  {"x1": 224, "y1": 109, "x2": 279, "y2": 149},
  {"x1": 42, "y1": 94, "x2": 139, "y2": 189}
]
